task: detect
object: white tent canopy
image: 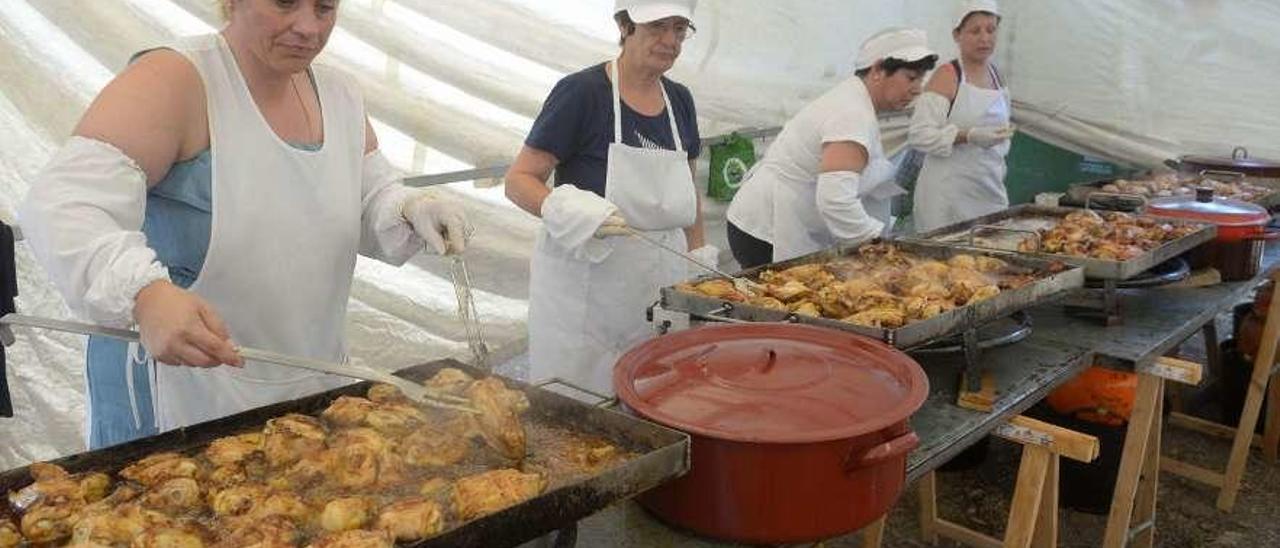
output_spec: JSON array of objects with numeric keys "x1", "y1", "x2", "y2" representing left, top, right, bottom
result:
[{"x1": 2, "y1": 0, "x2": 1277, "y2": 469}]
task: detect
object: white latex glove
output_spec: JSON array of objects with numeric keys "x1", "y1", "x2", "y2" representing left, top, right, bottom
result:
[
  {"x1": 402, "y1": 191, "x2": 471, "y2": 255},
  {"x1": 688, "y1": 245, "x2": 721, "y2": 274},
  {"x1": 593, "y1": 214, "x2": 630, "y2": 238},
  {"x1": 965, "y1": 125, "x2": 1016, "y2": 148}
]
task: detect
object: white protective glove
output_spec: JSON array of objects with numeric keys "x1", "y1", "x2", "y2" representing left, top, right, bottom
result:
[
  {"x1": 965, "y1": 125, "x2": 1016, "y2": 148},
  {"x1": 594, "y1": 214, "x2": 630, "y2": 238},
  {"x1": 815, "y1": 170, "x2": 885, "y2": 244},
  {"x1": 688, "y1": 245, "x2": 721, "y2": 275},
  {"x1": 401, "y1": 191, "x2": 471, "y2": 255},
  {"x1": 541, "y1": 185, "x2": 618, "y2": 258}
]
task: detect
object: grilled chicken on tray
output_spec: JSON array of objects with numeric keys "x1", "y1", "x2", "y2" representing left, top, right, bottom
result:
[
  {"x1": 1017, "y1": 210, "x2": 1199, "y2": 260},
  {"x1": 3, "y1": 369, "x2": 628, "y2": 547},
  {"x1": 676, "y1": 243, "x2": 1049, "y2": 329}
]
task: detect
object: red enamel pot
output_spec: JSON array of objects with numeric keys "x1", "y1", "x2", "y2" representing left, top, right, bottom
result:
[
  {"x1": 614, "y1": 323, "x2": 928, "y2": 544},
  {"x1": 1148, "y1": 188, "x2": 1278, "y2": 280}
]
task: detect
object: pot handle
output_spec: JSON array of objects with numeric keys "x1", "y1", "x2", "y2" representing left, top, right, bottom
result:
[
  {"x1": 845, "y1": 431, "x2": 920, "y2": 472},
  {"x1": 1245, "y1": 228, "x2": 1280, "y2": 241}
]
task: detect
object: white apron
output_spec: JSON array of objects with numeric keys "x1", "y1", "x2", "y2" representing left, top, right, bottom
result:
[
  {"x1": 913, "y1": 62, "x2": 1011, "y2": 233},
  {"x1": 528, "y1": 60, "x2": 696, "y2": 396},
  {"x1": 152, "y1": 34, "x2": 365, "y2": 430}
]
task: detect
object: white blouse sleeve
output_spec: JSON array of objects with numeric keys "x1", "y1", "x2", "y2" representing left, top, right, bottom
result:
[
  {"x1": 18, "y1": 137, "x2": 170, "y2": 327},
  {"x1": 908, "y1": 91, "x2": 961, "y2": 157},
  {"x1": 357, "y1": 149, "x2": 424, "y2": 265}
]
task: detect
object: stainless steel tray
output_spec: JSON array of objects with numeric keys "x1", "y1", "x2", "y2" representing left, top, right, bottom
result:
[
  {"x1": 904, "y1": 205, "x2": 1217, "y2": 280},
  {"x1": 1065, "y1": 172, "x2": 1280, "y2": 211},
  {"x1": 659, "y1": 239, "x2": 1084, "y2": 348}
]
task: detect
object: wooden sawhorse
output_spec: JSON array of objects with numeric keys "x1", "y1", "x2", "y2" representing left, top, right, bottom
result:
[{"x1": 917, "y1": 415, "x2": 1100, "y2": 548}]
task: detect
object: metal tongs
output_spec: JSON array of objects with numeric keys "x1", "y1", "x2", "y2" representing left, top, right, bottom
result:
[
  {"x1": 448, "y1": 255, "x2": 490, "y2": 372},
  {"x1": 0, "y1": 313, "x2": 478, "y2": 415},
  {"x1": 623, "y1": 227, "x2": 765, "y2": 296}
]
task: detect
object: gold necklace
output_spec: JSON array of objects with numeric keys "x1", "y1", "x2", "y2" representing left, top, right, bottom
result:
[{"x1": 290, "y1": 73, "x2": 315, "y2": 143}]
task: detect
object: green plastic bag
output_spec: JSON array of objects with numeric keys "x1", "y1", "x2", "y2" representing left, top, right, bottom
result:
[{"x1": 707, "y1": 132, "x2": 756, "y2": 202}]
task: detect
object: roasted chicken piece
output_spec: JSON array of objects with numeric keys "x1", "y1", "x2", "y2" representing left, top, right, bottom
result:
[
  {"x1": 814, "y1": 283, "x2": 857, "y2": 318},
  {"x1": 9, "y1": 463, "x2": 108, "y2": 511},
  {"x1": 140, "y1": 477, "x2": 203, "y2": 514},
  {"x1": 131, "y1": 524, "x2": 207, "y2": 548},
  {"x1": 363, "y1": 402, "x2": 430, "y2": 437},
  {"x1": 746, "y1": 295, "x2": 787, "y2": 311},
  {"x1": 375, "y1": 498, "x2": 444, "y2": 541},
  {"x1": 945, "y1": 255, "x2": 977, "y2": 271},
  {"x1": 0, "y1": 520, "x2": 19, "y2": 548},
  {"x1": 209, "y1": 484, "x2": 268, "y2": 517},
  {"x1": 120, "y1": 453, "x2": 201, "y2": 488},
  {"x1": 204, "y1": 433, "x2": 263, "y2": 468},
  {"x1": 320, "y1": 396, "x2": 377, "y2": 428},
  {"x1": 775, "y1": 263, "x2": 836, "y2": 287},
  {"x1": 20, "y1": 502, "x2": 78, "y2": 544},
  {"x1": 905, "y1": 297, "x2": 955, "y2": 320},
  {"x1": 69, "y1": 503, "x2": 173, "y2": 547},
  {"x1": 690, "y1": 279, "x2": 747, "y2": 302},
  {"x1": 272, "y1": 453, "x2": 331, "y2": 491},
  {"x1": 966, "y1": 285, "x2": 1002, "y2": 304},
  {"x1": 790, "y1": 301, "x2": 821, "y2": 317},
  {"x1": 424, "y1": 367, "x2": 475, "y2": 395},
  {"x1": 402, "y1": 426, "x2": 470, "y2": 468},
  {"x1": 903, "y1": 281, "x2": 949, "y2": 300},
  {"x1": 261, "y1": 414, "x2": 328, "y2": 467},
  {"x1": 467, "y1": 377, "x2": 529, "y2": 461},
  {"x1": 973, "y1": 256, "x2": 1008, "y2": 273},
  {"x1": 366, "y1": 383, "x2": 407, "y2": 404},
  {"x1": 765, "y1": 280, "x2": 811, "y2": 302},
  {"x1": 451, "y1": 469, "x2": 547, "y2": 521},
  {"x1": 909, "y1": 260, "x2": 952, "y2": 279},
  {"x1": 319, "y1": 496, "x2": 377, "y2": 532},
  {"x1": 328, "y1": 428, "x2": 404, "y2": 489},
  {"x1": 567, "y1": 440, "x2": 621, "y2": 469},
  {"x1": 205, "y1": 465, "x2": 248, "y2": 489},
  {"x1": 248, "y1": 492, "x2": 312, "y2": 524},
  {"x1": 305, "y1": 529, "x2": 394, "y2": 548},
  {"x1": 212, "y1": 515, "x2": 298, "y2": 548},
  {"x1": 845, "y1": 307, "x2": 906, "y2": 328}
]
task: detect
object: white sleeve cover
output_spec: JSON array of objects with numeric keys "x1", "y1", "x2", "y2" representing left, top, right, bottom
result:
[
  {"x1": 358, "y1": 149, "x2": 424, "y2": 266},
  {"x1": 18, "y1": 137, "x2": 170, "y2": 327},
  {"x1": 908, "y1": 92, "x2": 961, "y2": 157},
  {"x1": 814, "y1": 170, "x2": 885, "y2": 244}
]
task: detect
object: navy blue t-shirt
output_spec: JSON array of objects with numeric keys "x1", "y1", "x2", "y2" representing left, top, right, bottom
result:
[{"x1": 525, "y1": 63, "x2": 701, "y2": 198}]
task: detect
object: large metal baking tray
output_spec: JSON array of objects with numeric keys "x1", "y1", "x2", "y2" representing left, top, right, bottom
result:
[
  {"x1": 0, "y1": 360, "x2": 690, "y2": 548},
  {"x1": 1063, "y1": 172, "x2": 1280, "y2": 211},
  {"x1": 659, "y1": 239, "x2": 1084, "y2": 349},
  {"x1": 905, "y1": 205, "x2": 1217, "y2": 280}
]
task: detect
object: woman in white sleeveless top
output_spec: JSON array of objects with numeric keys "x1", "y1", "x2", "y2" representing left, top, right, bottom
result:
[
  {"x1": 909, "y1": 0, "x2": 1014, "y2": 233},
  {"x1": 20, "y1": 0, "x2": 469, "y2": 444}
]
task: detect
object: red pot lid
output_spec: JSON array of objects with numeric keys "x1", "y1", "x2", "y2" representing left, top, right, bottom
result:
[
  {"x1": 1147, "y1": 188, "x2": 1270, "y2": 227},
  {"x1": 613, "y1": 323, "x2": 929, "y2": 444}
]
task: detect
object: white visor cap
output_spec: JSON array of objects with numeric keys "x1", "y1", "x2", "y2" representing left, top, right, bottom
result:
[
  {"x1": 955, "y1": 0, "x2": 1001, "y2": 29},
  {"x1": 854, "y1": 28, "x2": 936, "y2": 71},
  {"x1": 614, "y1": 0, "x2": 697, "y2": 24}
]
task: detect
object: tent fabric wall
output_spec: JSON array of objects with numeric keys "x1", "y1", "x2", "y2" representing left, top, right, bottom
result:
[{"x1": 1, "y1": 0, "x2": 1277, "y2": 470}]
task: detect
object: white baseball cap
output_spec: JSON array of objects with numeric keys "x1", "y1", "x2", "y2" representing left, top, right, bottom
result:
[
  {"x1": 854, "y1": 28, "x2": 936, "y2": 71},
  {"x1": 614, "y1": 0, "x2": 697, "y2": 24},
  {"x1": 955, "y1": 0, "x2": 1001, "y2": 30}
]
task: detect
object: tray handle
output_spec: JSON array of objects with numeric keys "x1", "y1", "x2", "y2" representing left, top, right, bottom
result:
[
  {"x1": 1233, "y1": 147, "x2": 1250, "y2": 160},
  {"x1": 533, "y1": 377, "x2": 618, "y2": 408},
  {"x1": 1199, "y1": 169, "x2": 1247, "y2": 182},
  {"x1": 1086, "y1": 191, "x2": 1148, "y2": 211},
  {"x1": 967, "y1": 224, "x2": 1041, "y2": 253}
]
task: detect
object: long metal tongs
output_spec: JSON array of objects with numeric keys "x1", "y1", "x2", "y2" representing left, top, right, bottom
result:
[
  {"x1": 448, "y1": 255, "x2": 490, "y2": 372},
  {"x1": 623, "y1": 227, "x2": 766, "y2": 296},
  {"x1": 0, "y1": 313, "x2": 478, "y2": 415}
]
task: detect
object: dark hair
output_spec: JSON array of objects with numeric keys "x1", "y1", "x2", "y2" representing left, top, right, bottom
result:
[
  {"x1": 615, "y1": 11, "x2": 636, "y2": 46},
  {"x1": 957, "y1": 10, "x2": 1001, "y2": 31},
  {"x1": 854, "y1": 55, "x2": 939, "y2": 78}
]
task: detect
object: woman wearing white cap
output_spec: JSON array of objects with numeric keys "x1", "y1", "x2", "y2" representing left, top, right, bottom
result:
[
  {"x1": 505, "y1": 0, "x2": 710, "y2": 395},
  {"x1": 726, "y1": 28, "x2": 938, "y2": 267},
  {"x1": 909, "y1": 0, "x2": 1013, "y2": 233}
]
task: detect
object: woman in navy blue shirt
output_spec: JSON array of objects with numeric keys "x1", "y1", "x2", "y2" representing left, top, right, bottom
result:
[{"x1": 505, "y1": 0, "x2": 712, "y2": 395}]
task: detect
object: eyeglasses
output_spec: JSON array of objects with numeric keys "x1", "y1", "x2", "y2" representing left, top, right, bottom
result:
[{"x1": 639, "y1": 19, "x2": 696, "y2": 41}]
